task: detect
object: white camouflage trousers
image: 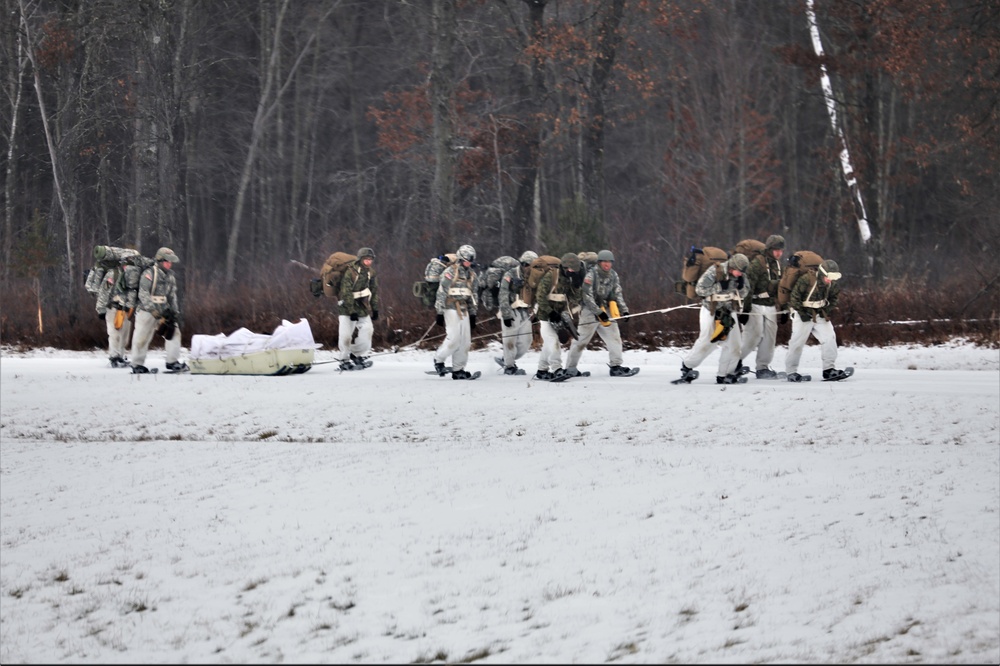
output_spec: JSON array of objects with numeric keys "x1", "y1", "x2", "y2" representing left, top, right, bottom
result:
[
  {"x1": 130, "y1": 310, "x2": 181, "y2": 368},
  {"x1": 565, "y1": 310, "x2": 623, "y2": 370},
  {"x1": 337, "y1": 314, "x2": 373, "y2": 361},
  {"x1": 501, "y1": 309, "x2": 533, "y2": 368},
  {"x1": 682, "y1": 305, "x2": 742, "y2": 378},
  {"x1": 784, "y1": 311, "x2": 838, "y2": 374},
  {"x1": 104, "y1": 307, "x2": 132, "y2": 360},
  {"x1": 536, "y1": 320, "x2": 563, "y2": 373},
  {"x1": 739, "y1": 304, "x2": 777, "y2": 370},
  {"x1": 434, "y1": 309, "x2": 471, "y2": 372}
]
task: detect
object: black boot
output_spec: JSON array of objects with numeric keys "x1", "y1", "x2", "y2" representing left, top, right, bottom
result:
[
  {"x1": 679, "y1": 364, "x2": 697, "y2": 383},
  {"x1": 434, "y1": 361, "x2": 448, "y2": 376}
]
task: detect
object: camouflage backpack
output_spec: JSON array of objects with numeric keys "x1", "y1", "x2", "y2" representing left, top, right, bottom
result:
[
  {"x1": 522, "y1": 255, "x2": 562, "y2": 307},
  {"x1": 479, "y1": 256, "x2": 520, "y2": 311},
  {"x1": 777, "y1": 250, "x2": 823, "y2": 308},
  {"x1": 732, "y1": 239, "x2": 766, "y2": 263},
  {"x1": 412, "y1": 253, "x2": 457, "y2": 309},
  {"x1": 676, "y1": 246, "x2": 728, "y2": 300}
]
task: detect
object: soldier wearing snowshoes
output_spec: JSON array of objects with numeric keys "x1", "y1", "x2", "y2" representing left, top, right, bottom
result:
[
  {"x1": 497, "y1": 250, "x2": 538, "y2": 376},
  {"x1": 432, "y1": 244, "x2": 479, "y2": 380},
  {"x1": 738, "y1": 234, "x2": 784, "y2": 379},
  {"x1": 534, "y1": 253, "x2": 584, "y2": 381},
  {"x1": 563, "y1": 250, "x2": 635, "y2": 378},
  {"x1": 677, "y1": 253, "x2": 750, "y2": 385},
  {"x1": 130, "y1": 247, "x2": 187, "y2": 374},
  {"x1": 337, "y1": 247, "x2": 379, "y2": 371},
  {"x1": 92, "y1": 253, "x2": 134, "y2": 368},
  {"x1": 785, "y1": 259, "x2": 847, "y2": 382}
]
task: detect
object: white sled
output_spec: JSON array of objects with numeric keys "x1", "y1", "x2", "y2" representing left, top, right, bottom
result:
[{"x1": 189, "y1": 319, "x2": 321, "y2": 376}]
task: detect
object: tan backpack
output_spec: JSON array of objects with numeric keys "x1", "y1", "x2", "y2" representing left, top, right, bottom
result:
[
  {"x1": 677, "y1": 246, "x2": 728, "y2": 300},
  {"x1": 522, "y1": 255, "x2": 562, "y2": 306},
  {"x1": 732, "y1": 239, "x2": 766, "y2": 262},
  {"x1": 320, "y1": 252, "x2": 359, "y2": 297},
  {"x1": 777, "y1": 250, "x2": 823, "y2": 308}
]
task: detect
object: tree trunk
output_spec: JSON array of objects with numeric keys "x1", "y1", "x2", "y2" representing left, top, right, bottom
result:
[{"x1": 430, "y1": 0, "x2": 457, "y2": 248}]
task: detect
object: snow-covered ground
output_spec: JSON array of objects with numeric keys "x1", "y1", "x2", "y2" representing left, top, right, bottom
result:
[{"x1": 1, "y1": 340, "x2": 998, "y2": 664}]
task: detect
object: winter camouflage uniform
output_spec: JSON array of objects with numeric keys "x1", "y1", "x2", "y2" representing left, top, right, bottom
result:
[
  {"x1": 130, "y1": 248, "x2": 183, "y2": 371},
  {"x1": 565, "y1": 258, "x2": 630, "y2": 375},
  {"x1": 682, "y1": 255, "x2": 751, "y2": 381},
  {"x1": 534, "y1": 254, "x2": 584, "y2": 378},
  {"x1": 95, "y1": 263, "x2": 133, "y2": 366},
  {"x1": 337, "y1": 249, "x2": 379, "y2": 367},
  {"x1": 739, "y1": 236, "x2": 784, "y2": 374},
  {"x1": 434, "y1": 250, "x2": 479, "y2": 375},
  {"x1": 785, "y1": 261, "x2": 841, "y2": 376},
  {"x1": 497, "y1": 255, "x2": 536, "y2": 372}
]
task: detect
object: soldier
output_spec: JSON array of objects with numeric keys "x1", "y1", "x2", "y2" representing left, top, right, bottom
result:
[
  {"x1": 738, "y1": 234, "x2": 785, "y2": 378},
  {"x1": 534, "y1": 252, "x2": 584, "y2": 381},
  {"x1": 785, "y1": 259, "x2": 847, "y2": 381},
  {"x1": 497, "y1": 250, "x2": 538, "y2": 375},
  {"x1": 130, "y1": 247, "x2": 187, "y2": 374},
  {"x1": 432, "y1": 244, "x2": 479, "y2": 380},
  {"x1": 337, "y1": 247, "x2": 379, "y2": 371},
  {"x1": 94, "y1": 257, "x2": 133, "y2": 368},
  {"x1": 563, "y1": 249, "x2": 635, "y2": 378},
  {"x1": 676, "y1": 253, "x2": 750, "y2": 384}
]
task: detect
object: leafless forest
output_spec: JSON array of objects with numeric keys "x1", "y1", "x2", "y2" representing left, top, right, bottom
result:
[{"x1": 2, "y1": 0, "x2": 997, "y2": 350}]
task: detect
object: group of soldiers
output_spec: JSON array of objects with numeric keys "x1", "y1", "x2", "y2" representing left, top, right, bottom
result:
[
  {"x1": 86, "y1": 246, "x2": 187, "y2": 374},
  {"x1": 90, "y1": 237, "x2": 846, "y2": 383}
]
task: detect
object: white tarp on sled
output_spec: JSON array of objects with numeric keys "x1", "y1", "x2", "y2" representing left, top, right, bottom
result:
[{"x1": 189, "y1": 319, "x2": 321, "y2": 376}]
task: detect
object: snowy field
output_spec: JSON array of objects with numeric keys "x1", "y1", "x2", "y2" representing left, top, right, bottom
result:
[{"x1": 1, "y1": 340, "x2": 998, "y2": 664}]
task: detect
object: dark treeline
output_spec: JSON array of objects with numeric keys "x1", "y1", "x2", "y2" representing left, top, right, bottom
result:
[{"x1": 2, "y1": 0, "x2": 998, "y2": 346}]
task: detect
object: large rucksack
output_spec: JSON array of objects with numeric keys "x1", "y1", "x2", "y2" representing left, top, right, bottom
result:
[
  {"x1": 777, "y1": 250, "x2": 823, "y2": 308},
  {"x1": 479, "y1": 256, "x2": 520, "y2": 311},
  {"x1": 676, "y1": 246, "x2": 728, "y2": 300},
  {"x1": 732, "y1": 239, "x2": 766, "y2": 263},
  {"x1": 318, "y1": 251, "x2": 358, "y2": 298},
  {"x1": 85, "y1": 245, "x2": 145, "y2": 293},
  {"x1": 522, "y1": 255, "x2": 561, "y2": 307},
  {"x1": 412, "y1": 253, "x2": 457, "y2": 309}
]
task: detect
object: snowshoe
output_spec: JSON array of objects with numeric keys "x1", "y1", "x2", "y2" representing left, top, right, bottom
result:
[
  {"x1": 609, "y1": 365, "x2": 639, "y2": 377},
  {"x1": 350, "y1": 354, "x2": 373, "y2": 370},
  {"x1": 822, "y1": 366, "x2": 854, "y2": 382},
  {"x1": 550, "y1": 368, "x2": 591, "y2": 383},
  {"x1": 754, "y1": 368, "x2": 780, "y2": 380},
  {"x1": 131, "y1": 364, "x2": 151, "y2": 375},
  {"x1": 426, "y1": 361, "x2": 451, "y2": 376},
  {"x1": 109, "y1": 356, "x2": 130, "y2": 368},
  {"x1": 670, "y1": 365, "x2": 699, "y2": 385},
  {"x1": 735, "y1": 360, "x2": 750, "y2": 376},
  {"x1": 164, "y1": 361, "x2": 190, "y2": 373},
  {"x1": 503, "y1": 366, "x2": 525, "y2": 376},
  {"x1": 786, "y1": 372, "x2": 812, "y2": 382},
  {"x1": 534, "y1": 370, "x2": 555, "y2": 381},
  {"x1": 716, "y1": 373, "x2": 747, "y2": 385},
  {"x1": 451, "y1": 369, "x2": 481, "y2": 380}
]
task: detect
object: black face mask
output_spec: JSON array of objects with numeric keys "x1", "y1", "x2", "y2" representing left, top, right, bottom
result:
[{"x1": 563, "y1": 268, "x2": 584, "y2": 289}]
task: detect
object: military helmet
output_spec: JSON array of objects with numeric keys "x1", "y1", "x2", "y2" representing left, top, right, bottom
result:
[
  {"x1": 457, "y1": 244, "x2": 476, "y2": 262},
  {"x1": 155, "y1": 247, "x2": 179, "y2": 263},
  {"x1": 819, "y1": 259, "x2": 842, "y2": 280},
  {"x1": 518, "y1": 250, "x2": 539, "y2": 265},
  {"x1": 765, "y1": 234, "x2": 786, "y2": 250},
  {"x1": 577, "y1": 251, "x2": 599, "y2": 264},
  {"x1": 728, "y1": 253, "x2": 749, "y2": 272},
  {"x1": 597, "y1": 249, "x2": 615, "y2": 263},
  {"x1": 560, "y1": 252, "x2": 582, "y2": 272},
  {"x1": 356, "y1": 247, "x2": 376, "y2": 260}
]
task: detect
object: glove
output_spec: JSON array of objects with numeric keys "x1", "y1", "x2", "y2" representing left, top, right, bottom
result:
[
  {"x1": 125, "y1": 308, "x2": 134, "y2": 321},
  {"x1": 503, "y1": 318, "x2": 513, "y2": 328},
  {"x1": 98, "y1": 312, "x2": 106, "y2": 320},
  {"x1": 800, "y1": 311, "x2": 813, "y2": 322},
  {"x1": 736, "y1": 275, "x2": 745, "y2": 290},
  {"x1": 778, "y1": 312, "x2": 789, "y2": 325},
  {"x1": 469, "y1": 314, "x2": 477, "y2": 330},
  {"x1": 719, "y1": 279, "x2": 730, "y2": 290},
  {"x1": 350, "y1": 313, "x2": 359, "y2": 321},
  {"x1": 371, "y1": 310, "x2": 379, "y2": 321},
  {"x1": 738, "y1": 313, "x2": 749, "y2": 325},
  {"x1": 548, "y1": 310, "x2": 561, "y2": 324},
  {"x1": 598, "y1": 310, "x2": 610, "y2": 323},
  {"x1": 436, "y1": 313, "x2": 445, "y2": 327}
]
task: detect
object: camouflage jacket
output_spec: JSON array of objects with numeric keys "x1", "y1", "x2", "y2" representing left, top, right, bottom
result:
[
  {"x1": 137, "y1": 263, "x2": 180, "y2": 318},
  {"x1": 94, "y1": 266, "x2": 121, "y2": 314},
  {"x1": 535, "y1": 269, "x2": 582, "y2": 322},
  {"x1": 695, "y1": 259, "x2": 750, "y2": 313},
  {"x1": 435, "y1": 263, "x2": 478, "y2": 316},
  {"x1": 96, "y1": 262, "x2": 146, "y2": 314},
  {"x1": 498, "y1": 265, "x2": 531, "y2": 320},
  {"x1": 338, "y1": 260, "x2": 379, "y2": 317},
  {"x1": 790, "y1": 273, "x2": 840, "y2": 320},
  {"x1": 744, "y1": 253, "x2": 782, "y2": 309},
  {"x1": 582, "y1": 265, "x2": 628, "y2": 318}
]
